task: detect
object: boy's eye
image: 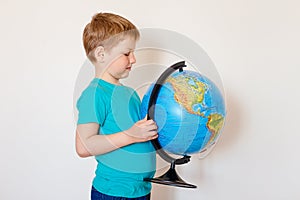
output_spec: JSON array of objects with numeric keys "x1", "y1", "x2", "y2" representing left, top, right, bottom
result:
[{"x1": 123, "y1": 52, "x2": 130, "y2": 56}]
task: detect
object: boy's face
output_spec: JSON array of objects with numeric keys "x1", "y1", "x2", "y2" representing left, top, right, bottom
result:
[{"x1": 102, "y1": 36, "x2": 137, "y2": 84}]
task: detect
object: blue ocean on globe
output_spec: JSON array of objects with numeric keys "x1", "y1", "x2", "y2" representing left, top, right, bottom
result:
[{"x1": 141, "y1": 70, "x2": 226, "y2": 155}]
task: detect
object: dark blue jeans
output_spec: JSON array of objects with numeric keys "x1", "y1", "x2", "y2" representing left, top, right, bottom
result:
[{"x1": 91, "y1": 186, "x2": 151, "y2": 200}]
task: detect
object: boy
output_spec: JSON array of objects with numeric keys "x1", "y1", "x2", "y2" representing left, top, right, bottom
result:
[{"x1": 76, "y1": 13, "x2": 158, "y2": 200}]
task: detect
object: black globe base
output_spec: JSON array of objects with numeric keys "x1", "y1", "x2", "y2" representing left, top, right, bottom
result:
[{"x1": 144, "y1": 162, "x2": 197, "y2": 189}]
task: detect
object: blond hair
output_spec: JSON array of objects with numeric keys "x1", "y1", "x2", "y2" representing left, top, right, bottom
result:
[{"x1": 83, "y1": 13, "x2": 140, "y2": 62}]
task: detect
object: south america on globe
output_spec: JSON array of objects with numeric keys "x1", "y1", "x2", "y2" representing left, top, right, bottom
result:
[{"x1": 141, "y1": 70, "x2": 225, "y2": 155}]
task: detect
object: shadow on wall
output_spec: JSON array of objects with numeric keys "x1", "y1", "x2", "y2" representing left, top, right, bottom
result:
[
  {"x1": 73, "y1": 59, "x2": 95, "y2": 123},
  {"x1": 214, "y1": 89, "x2": 243, "y2": 153}
]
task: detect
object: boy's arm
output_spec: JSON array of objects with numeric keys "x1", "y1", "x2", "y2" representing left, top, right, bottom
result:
[{"x1": 75, "y1": 118, "x2": 158, "y2": 158}]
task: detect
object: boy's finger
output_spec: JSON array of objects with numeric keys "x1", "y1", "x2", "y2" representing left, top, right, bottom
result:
[{"x1": 143, "y1": 115, "x2": 148, "y2": 121}]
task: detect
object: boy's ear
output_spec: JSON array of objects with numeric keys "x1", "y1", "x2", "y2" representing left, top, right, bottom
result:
[{"x1": 94, "y1": 46, "x2": 105, "y2": 63}]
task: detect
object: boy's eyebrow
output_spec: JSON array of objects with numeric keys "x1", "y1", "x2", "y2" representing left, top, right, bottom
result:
[{"x1": 124, "y1": 48, "x2": 134, "y2": 52}]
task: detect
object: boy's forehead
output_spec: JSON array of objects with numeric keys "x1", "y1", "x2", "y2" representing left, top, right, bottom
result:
[{"x1": 114, "y1": 37, "x2": 136, "y2": 50}]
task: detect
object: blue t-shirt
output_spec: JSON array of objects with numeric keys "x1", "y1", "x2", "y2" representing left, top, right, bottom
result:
[{"x1": 77, "y1": 78, "x2": 156, "y2": 198}]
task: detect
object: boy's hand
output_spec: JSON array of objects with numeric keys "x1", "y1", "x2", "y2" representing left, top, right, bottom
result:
[{"x1": 124, "y1": 116, "x2": 158, "y2": 143}]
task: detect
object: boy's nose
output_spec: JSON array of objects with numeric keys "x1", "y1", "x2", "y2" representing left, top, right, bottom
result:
[{"x1": 129, "y1": 52, "x2": 136, "y2": 64}]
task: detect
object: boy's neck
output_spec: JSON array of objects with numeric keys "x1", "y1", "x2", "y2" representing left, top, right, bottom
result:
[{"x1": 94, "y1": 65, "x2": 121, "y2": 86}]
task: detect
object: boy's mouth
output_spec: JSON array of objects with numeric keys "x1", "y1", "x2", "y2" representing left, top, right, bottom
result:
[{"x1": 126, "y1": 66, "x2": 132, "y2": 70}]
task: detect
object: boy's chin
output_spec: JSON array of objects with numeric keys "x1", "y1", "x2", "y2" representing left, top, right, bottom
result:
[{"x1": 120, "y1": 73, "x2": 130, "y2": 79}]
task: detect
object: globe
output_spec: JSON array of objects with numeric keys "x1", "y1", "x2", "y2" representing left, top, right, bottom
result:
[{"x1": 141, "y1": 69, "x2": 226, "y2": 156}]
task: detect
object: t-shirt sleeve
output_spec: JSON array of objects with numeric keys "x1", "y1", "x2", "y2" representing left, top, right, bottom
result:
[{"x1": 76, "y1": 87, "x2": 105, "y2": 125}]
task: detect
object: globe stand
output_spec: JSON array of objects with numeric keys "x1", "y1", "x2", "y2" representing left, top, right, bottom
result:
[
  {"x1": 144, "y1": 155, "x2": 196, "y2": 188},
  {"x1": 143, "y1": 61, "x2": 197, "y2": 188}
]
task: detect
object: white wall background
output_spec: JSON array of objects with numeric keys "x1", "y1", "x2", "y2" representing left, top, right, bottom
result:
[{"x1": 1, "y1": 0, "x2": 299, "y2": 199}]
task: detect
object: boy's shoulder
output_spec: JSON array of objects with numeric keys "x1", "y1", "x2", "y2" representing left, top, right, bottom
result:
[
  {"x1": 83, "y1": 79, "x2": 110, "y2": 93},
  {"x1": 78, "y1": 79, "x2": 109, "y2": 103},
  {"x1": 80, "y1": 79, "x2": 139, "y2": 102}
]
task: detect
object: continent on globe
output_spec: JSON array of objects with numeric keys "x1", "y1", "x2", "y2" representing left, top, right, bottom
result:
[
  {"x1": 166, "y1": 75, "x2": 207, "y2": 116},
  {"x1": 206, "y1": 113, "x2": 225, "y2": 146}
]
